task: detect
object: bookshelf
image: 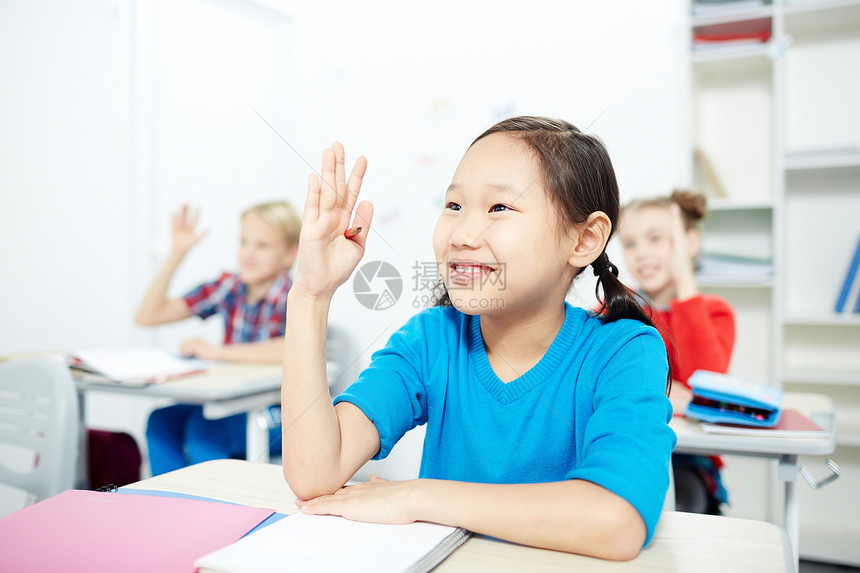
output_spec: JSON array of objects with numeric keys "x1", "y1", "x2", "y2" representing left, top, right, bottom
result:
[{"x1": 689, "y1": 0, "x2": 860, "y2": 565}]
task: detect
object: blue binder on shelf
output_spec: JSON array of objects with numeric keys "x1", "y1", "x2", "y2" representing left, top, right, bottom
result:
[
  {"x1": 835, "y1": 235, "x2": 860, "y2": 313},
  {"x1": 685, "y1": 370, "x2": 783, "y2": 428}
]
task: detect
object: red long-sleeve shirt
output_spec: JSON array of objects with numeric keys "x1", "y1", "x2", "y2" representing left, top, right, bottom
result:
[{"x1": 653, "y1": 294, "x2": 736, "y2": 387}]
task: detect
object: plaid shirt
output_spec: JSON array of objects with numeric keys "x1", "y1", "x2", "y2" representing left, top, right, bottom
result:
[{"x1": 183, "y1": 271, "x2": 291, "y2": 344}]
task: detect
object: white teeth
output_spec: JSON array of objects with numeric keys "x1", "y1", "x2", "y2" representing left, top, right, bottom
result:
[{"x1": 452, "y1": 263, "x2": 492, "y2": 272}]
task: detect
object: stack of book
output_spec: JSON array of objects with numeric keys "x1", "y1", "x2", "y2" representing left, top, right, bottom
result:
[
  {"x1": 835, "y1": 236, "x2": 860, "y2": 314},
  {"x1": 693, "y1": 17, "x2": 772, "y2": 53},
  {"x1": 695, "y1": 253, "x2": 774, "y2": 285}
]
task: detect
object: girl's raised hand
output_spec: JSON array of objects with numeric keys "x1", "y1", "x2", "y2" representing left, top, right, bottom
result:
[
  {"x1": 670, "y1": 203, "x2": 698, "y2": 300},
  {"x1": 171, "y1": 204, "x2": 208, "y2": 255},
  {"x1": 292, "y1": 142, "x2": 373, "y2": 300}
]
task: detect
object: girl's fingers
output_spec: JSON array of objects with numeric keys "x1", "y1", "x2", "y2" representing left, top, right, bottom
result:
[
  {"x1": 346, "y1": 200, "x2": 374, "y2": 248},
  {"x1": 333, "y1": 141, "x2": 347, "y2": 203},
  {"x1": 319, "y1": 148, "x2": 337, "y2": 211},
  {"x1": 345, "y1": 155, "x2": 368, "y2": 213},
  {"x1": 305, "y1": 172, "x2": 321, "y2": 221}
]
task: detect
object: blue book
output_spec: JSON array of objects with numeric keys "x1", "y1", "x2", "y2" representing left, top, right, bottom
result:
[
  {"x1": 685, "y1": 370, "x2": 782, "y2": 428},
  {"x1": 835, "y1": 235, "x2": 860, "y2": 313},
  {"x1": 119, "y1": 488, "x2": 287, "y2": 535},
  {"x1": 854, "y1": 268, "x2": 860, "y2": 313}
]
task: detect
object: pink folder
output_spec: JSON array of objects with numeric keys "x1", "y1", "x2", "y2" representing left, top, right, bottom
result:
[{"x1": 0, "y1": 489, "x2": 274, "y2": 573}]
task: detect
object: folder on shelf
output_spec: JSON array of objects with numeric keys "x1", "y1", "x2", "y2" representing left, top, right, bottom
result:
[
  {"x1": 685, "y1": 370, "x2": 782, "y2": 428},
  {"x1": 835, "y1": 235, "x2": 860, "y2": 313},
  {"x1": 68, "y1": 347, "x2": 210, "y2": 386},
  {"x1": 195, "y1": 512, "x2": 471, "y2": 573},
  {"x1": 0, "y1": 489, "x2": 274, "y2": 573}
]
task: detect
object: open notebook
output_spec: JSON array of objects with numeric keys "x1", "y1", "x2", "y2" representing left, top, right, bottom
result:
[
  {"x1": 68, "y1": 347, "x2": 210, "y2": 385},
  {"x1": 195, "y1": 512, "x2": 471, "y2": 573}
]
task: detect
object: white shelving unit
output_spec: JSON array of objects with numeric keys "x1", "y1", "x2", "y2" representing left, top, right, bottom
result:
[{"x1": 689, "y1": 0, "x2": 860, "y2": 566}]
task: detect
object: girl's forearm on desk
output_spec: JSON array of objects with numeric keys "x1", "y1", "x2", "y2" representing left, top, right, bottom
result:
[
  {"x1": 300, "y1": 478, "x2": 646, "y2": 561},
  {"x1": 420, "y1": 479, "x2": 645, "y2": 560}
]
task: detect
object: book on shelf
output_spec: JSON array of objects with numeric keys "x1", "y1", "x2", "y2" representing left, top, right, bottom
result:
[
  {"x1": 68, "y1": 346, "x2": 211, "y2": 386},
  {"x1": 695, "y1": 253, "x2": 773, "y2": 283},
  {"x1": 693, "y1": 18, "x2": 772, "y2": 51},
  {"x1": 700, "y1": 408, "x2": 828, "y2": 438},
  {"x1": 835, "y1": 235, "x2": 860, "y2": 313},
  {"x1": 195, "y1": 512, "x2": 471, "y2": 573}
]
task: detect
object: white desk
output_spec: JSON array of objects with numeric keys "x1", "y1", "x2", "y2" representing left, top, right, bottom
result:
[
  {"x1": 671, "y1": 391, "x2": 837, "y2": 568},
  {"x1": 75, "y1": 363, "x2": 283, "y2": 463},
  {"x1": 129, "y1": 459, "x2": 794, "y2": 573}
]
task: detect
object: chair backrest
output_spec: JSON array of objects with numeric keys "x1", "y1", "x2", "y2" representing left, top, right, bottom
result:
[
  {"x1": 663, "y1": 461, "x2": 676, "y2": 512},
  {"x1": 0, "y1": 358, "x2": 79, "y2": 503},
  {"x1": 325, "y1": 324, "x2": 357, "y2": 397}
]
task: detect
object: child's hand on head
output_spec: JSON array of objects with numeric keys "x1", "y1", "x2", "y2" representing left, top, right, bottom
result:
[
  {"x1": 669, "y1": 203, "x2": 698, "y2": 301},
  {"x1": 669, "y1": 203, "x2": 695, "y2": 282},
  {"x1": 171, "y1": 204, "x2": 209, "y2": 255},
  {"x1": 292, "y1": 142, "x2": 373, "y2": 300}
]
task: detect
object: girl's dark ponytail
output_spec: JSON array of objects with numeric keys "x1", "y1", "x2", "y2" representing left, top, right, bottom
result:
[
  {"x1": 592, "y1": 251, "x2": 672, "y2": 394},
  {"x1": 591, "y1": 251, "x2": 654, "y2": 327}
]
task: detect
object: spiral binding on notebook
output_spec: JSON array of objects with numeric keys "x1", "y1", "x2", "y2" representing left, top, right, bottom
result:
[
  {"x1": 404, "y1": 528, "x2": 471, "y2": 573},
  {"x1": 95, "y1": 483, "x2": 118, "y2": 492}
]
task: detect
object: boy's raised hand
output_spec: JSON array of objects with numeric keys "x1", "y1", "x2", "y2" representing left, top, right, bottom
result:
[
  {"x1": 171, "y1": 204, "x2": 209, "y2": 255},
  {"x1": 292, "y1": 142, "x2": 372, "y2": 300}
]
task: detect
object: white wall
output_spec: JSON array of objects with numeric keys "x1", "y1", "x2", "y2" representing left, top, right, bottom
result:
[{"x1": 1, "y1": 0, "x2": 689, "y2": 477}]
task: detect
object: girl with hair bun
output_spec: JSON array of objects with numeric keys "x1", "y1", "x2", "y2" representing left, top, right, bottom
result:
[
  {"x1": 620, "y1": 190, "x2": 735, "y2": 514},
  {"x1": 282, "y1": 117, "x2": 676, "y2": 560}
]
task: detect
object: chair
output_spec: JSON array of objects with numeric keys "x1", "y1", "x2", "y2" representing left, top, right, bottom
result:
[
  {"x1": 0, "y1": 358, "x2": 79, "y2": 509},
  {"x1": 663, "y1": 462, "x2": 676, "y2": 512},
  {"x1": 325, "y1": 324, "x2": 358, "y2": 397},
  {"x1": 265, "y1": 325, "x2": 357, "y2": 466}
]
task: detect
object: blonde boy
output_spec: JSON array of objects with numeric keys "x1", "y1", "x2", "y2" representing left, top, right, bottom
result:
[{"x1": 135, "y1": 201, "x2": 300, "y2": 474}]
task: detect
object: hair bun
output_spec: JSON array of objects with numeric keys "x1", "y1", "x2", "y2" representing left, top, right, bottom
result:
[{"x1": 670, "y1": 189, "x2": 707, "y2": 221}]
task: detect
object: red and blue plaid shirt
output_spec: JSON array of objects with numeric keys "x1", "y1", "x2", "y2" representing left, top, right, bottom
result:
[{"x1": 183, "y1": 271, "x2": 291, "y2": 344}]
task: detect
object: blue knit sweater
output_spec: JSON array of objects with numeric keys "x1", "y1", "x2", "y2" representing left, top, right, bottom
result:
[{"x1": 334, "y1": 303, "x2": 675, "y2": 545}]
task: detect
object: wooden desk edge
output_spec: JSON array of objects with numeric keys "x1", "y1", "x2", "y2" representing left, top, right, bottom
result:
[{"x1": 129, "y1": 460, "x2": 792, "y2": 573}]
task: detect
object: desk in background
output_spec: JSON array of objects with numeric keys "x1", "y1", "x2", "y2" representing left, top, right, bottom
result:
[
  {"x1": 76, "y1": 363, "x2": 283, "y2": 463},
  {"x1": 672, "y1": 391, "x2": 836, "y2": 568},
  {"x1": 129, "y1": 459, "x2": 793, "y2": 573}
]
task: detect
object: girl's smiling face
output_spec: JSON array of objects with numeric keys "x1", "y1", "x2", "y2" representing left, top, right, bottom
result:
[
  {"x1": 432, "y1": 133, "x2": 579, "y2": 316},
  {"x1": 619, "y1": 205, "x2": 678, "y2": 300}
]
